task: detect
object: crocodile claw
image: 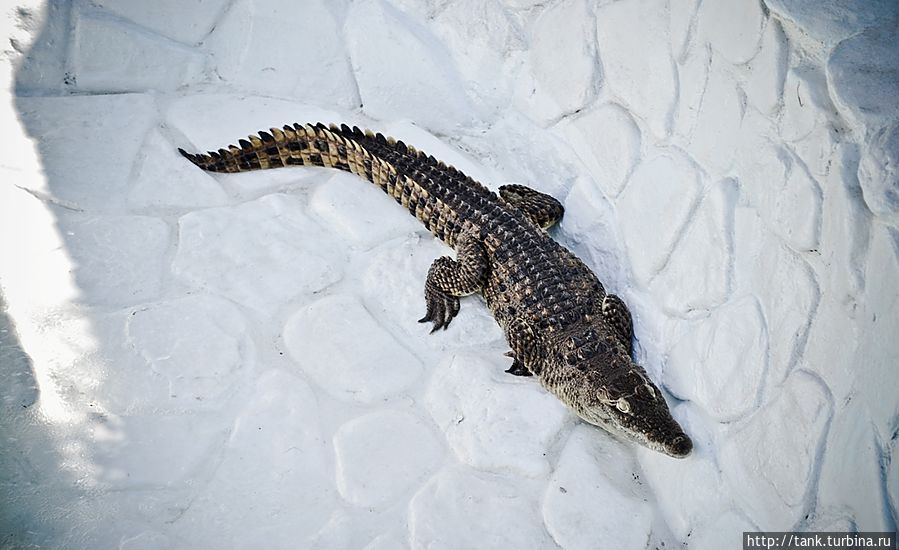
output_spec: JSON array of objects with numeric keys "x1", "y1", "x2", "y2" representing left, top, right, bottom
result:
[
  {"x1": 505, "y1": 358, "x2": 532, "y2": 377},
  {"x1": 419, "y1": 285, "x2": 460, "y2": 333}
]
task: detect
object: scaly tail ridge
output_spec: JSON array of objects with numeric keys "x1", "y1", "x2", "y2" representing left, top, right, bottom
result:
[
  {"x1": 179, "y1": 123, "x2": 387, "y2": 182},
  {"x1": 179, "y1": 122, "x2": 472, "y2": 246}
]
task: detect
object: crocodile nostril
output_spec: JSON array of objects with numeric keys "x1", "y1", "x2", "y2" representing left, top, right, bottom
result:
[{"x1": 669, "y1": 435, "x2": 693, "y2": 457}]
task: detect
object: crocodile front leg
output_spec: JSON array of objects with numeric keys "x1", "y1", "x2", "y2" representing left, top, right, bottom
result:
[
  {"x1": 504, "y1": 317, "x2": 544, "y2": 377},
  {"x1": 504, "y1": 351, "x2": 532, "y2": 377},
  {"x1": 419, "y1": 231, "x2": 488, "y2": 332}
]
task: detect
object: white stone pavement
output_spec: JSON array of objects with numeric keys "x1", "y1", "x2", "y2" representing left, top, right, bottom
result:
[{"x1": 1, "y1": 0, "x2": 897, "y2": 548}]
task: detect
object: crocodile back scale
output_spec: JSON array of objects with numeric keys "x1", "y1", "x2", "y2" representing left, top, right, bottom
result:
[{"x1": 179, "y1": 122, "x2": 693, "y2": 458}]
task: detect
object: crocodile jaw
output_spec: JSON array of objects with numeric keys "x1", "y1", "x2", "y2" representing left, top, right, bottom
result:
[
  {"x1": 542, "y1": 364, "x2": 694, "y2": 459},
  {"x1": 571, "y1": 407, "x2": 693, "y2": 458}
]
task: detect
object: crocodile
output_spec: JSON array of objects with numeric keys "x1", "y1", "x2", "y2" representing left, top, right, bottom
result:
[{"x1": 178, "y1": 122, "x2": 693, "y2": 458}]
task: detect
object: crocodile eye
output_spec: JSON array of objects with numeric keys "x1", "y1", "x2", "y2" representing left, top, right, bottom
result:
[{"x1": 616, "y1": 398, "x2": 631, "y2": 414}]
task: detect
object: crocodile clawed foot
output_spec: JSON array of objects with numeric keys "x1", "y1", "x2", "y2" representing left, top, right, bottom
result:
[
  {"x1": 505, "y1": 357, "x2": 532, "y2": 377},
  {"x1": 418, "y1": 286, "x2": 460, "y2": 333}
]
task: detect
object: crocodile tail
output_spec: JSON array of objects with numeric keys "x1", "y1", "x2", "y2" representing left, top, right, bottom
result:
[
  {"x1": 177, "y1": 123, "x2": 391, "y2": 184},
  {"x1": 179, "y1": 122, "x2": 466, "y2": 245}
]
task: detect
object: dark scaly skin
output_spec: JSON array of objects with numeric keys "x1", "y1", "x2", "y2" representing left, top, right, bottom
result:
[{"x1": 179, "y1": 123, "x2": 692, "y2": 458}]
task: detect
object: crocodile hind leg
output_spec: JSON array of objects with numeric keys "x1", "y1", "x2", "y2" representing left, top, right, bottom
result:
[
  {"x1": 419, "y1": 232, "x2": 488, "y2": 332},
  {"x1": 499, "y1": 184, "x2": 564, "y2": 229},
  {"x1": 602, "y1": 294, "x2": 634, "y2": 356}
]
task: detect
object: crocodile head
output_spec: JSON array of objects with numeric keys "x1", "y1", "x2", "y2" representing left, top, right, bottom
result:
[{"x1": 547, "y1": 331, "x2": 693, "y2": 459}]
